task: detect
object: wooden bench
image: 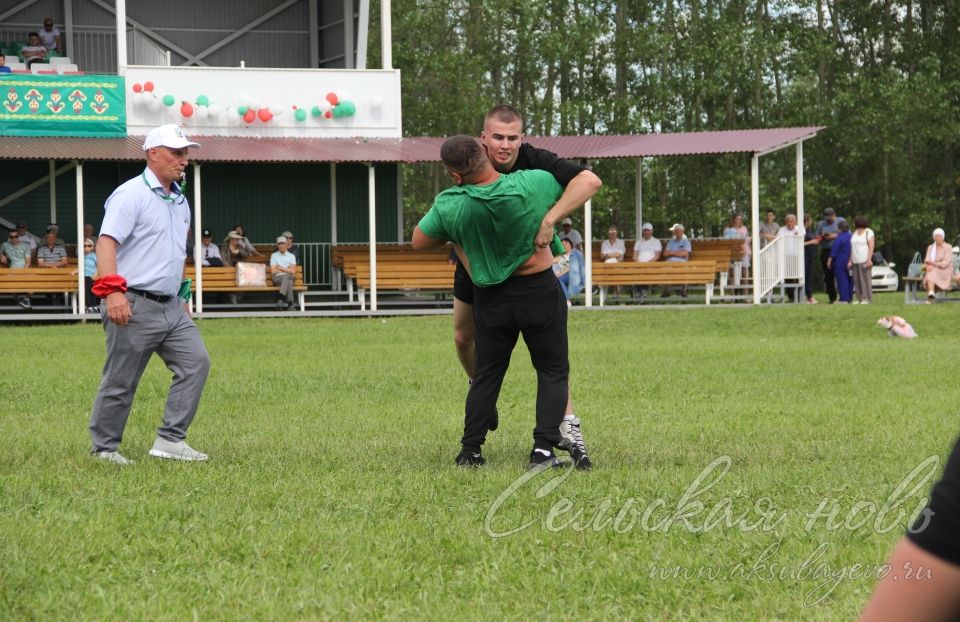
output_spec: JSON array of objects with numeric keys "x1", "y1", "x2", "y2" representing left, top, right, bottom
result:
[
  {"x1": 184, "y1": 265, "x2": 307, "y2": 311},
  {"x1": 591, "y1": 260, "x2": 717, "y2": 305},
  {"x1": 0, "y1": 268, "x2": 80, "y2": 311},
  {"x1": 345, "y1": 258, "x2": 455, "y2": 310}
]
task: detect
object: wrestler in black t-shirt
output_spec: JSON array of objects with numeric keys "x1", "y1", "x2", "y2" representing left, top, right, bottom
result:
[{"x1": 908, "y1": 435, "x2": 960, "y2": 568}]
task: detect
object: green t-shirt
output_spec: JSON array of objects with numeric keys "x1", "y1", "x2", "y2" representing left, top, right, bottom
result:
[
  {"x1": 0, "y1": 241, "x2": 28, "y2": 268},
  {"x1": 418, "y1": 170, "x2": 563, "y2": 286}
]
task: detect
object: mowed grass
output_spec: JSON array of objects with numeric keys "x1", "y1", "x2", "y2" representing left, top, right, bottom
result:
[{"x1": 1, "y1": 294, "x2": 959, "y2": 620}]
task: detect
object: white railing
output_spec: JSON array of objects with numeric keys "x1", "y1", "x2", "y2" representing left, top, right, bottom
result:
[
  {"x1": 756, "y1": 236, "x2": 785, "y2": 299},
  {"x1": 296, "y1": 242, "x2": 332, "y2": 287},
  {"x1": 781, "y1": 235, "x2": 804, "y2": 280}
]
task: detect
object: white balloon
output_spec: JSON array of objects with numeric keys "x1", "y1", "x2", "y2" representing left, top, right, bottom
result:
[
  {"x1": 251, "y1": 99, "x2": 262, "y2": 110},
  {"x1": 195, "y1": 105, "x2": 208, "y2": 120},
  {"x1": 207, "y1": 103, "x2": 221, "y2": 119},
  {"x1": 319, "y1": 100, "x2": 332, "y2": 112},
  {"x1": 148, "y1": 96, "x2": 162, "y2": 112},
  {"x1": 370, "y1": 95, "x2": 384, "y2": 109}
]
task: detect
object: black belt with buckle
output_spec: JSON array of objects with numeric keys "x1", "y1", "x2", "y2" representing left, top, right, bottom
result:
[{"x1": 128, "y1": 287, "x2": 172, "y2": 303}]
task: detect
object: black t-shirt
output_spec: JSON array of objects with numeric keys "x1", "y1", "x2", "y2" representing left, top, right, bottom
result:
[
  {"x1": 908, "y1": 435, "x2": 960, "y2": 568},
  {"x1": 509, "y1": 142, "x2": 586, "y2": 188}
]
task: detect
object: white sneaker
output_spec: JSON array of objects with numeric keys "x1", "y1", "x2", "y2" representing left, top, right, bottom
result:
[
  {"x1": 148, "y1": 437, "x2": 209, "y2": 461},
  {"x1": 96, "y1": 450, "x2": 134, "y2": 465}
]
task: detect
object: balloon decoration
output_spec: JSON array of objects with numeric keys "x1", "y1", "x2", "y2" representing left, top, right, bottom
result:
[{"x1": 127, "y1": 81, "x2": 364, "y2": 125}]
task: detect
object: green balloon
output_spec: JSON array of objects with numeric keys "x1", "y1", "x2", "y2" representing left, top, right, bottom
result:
[
  {"x1": 339, "y1": 100, "x2": 356, "y2": 116},
  {"x1": 196, "y1": 94, "x2": 210, "y2": 106},
  {"x1": 294, "y1": 108, "x2": 307, "y2": 122},
  {"x1": 162, "y1": 94, "x2": 175, "y2": 106},
  {"x1": 238, "y1": 105, "x2": 248, "y2": 115},
  {"x1": 310, "y1": 105, "x2": 322, "y2": 117}
]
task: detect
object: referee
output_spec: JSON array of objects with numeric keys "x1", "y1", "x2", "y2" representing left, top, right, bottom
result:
[
  {"x1": 413, "y1": 135, "x2": 575, "y2": 469},
  {"x1": 89, "y1": 124, "x2": 210, "y2": 464}
]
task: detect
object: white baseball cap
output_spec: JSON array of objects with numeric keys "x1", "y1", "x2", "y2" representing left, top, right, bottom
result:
[
  {"x1": 669, "y1": 223, "x2": 684, "y2": 231},
  {"x1": 142, "y1": 124, "x2": 200, "y2": 151},
  {"x1": 641, "y1": 222, "x2": 653, "y2": 231}
]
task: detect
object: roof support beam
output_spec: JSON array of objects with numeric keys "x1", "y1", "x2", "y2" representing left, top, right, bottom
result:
[
  {"x1": 88, "y1": 0, "x2": 205, "y2": 66},
  {"x1": 179, "y1": 0, "x2": 301, "y2": 67},
  {"x1": 0, "y1": 0, "x2": 39, "y2": 24}
]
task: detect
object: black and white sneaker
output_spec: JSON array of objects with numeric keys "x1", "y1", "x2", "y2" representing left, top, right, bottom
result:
[
  {"x1": 455, "y1": 449, "x2": 485, "y2": 467},
  {"x1": 558, "y1": 416, "x2": 593, "y2": 470},
  {"x1": 16, "y1": 295, "x2": 31, "y2": 310},
  {"x1": 528, "y1": 448, "x2": 567, "y2": 470}
]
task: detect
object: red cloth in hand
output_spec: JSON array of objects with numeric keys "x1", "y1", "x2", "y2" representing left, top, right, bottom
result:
[{"x1": 91, "y1": 274, "x2": 128, "y2": 297}]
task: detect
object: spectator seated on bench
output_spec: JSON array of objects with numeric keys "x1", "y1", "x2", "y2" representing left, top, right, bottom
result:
[
  {"x1": 0, "y1": 53, "x2": 11, "y2": 73},
  {"x1": 20, "y1": 32, "x2": 47, "y2": 69},
  {"x1": 270, "y1": 235, "x2": 297, "y2": 310},
  {"x1": 661, "y1": 223, "x2": 692, "y2": 298}
]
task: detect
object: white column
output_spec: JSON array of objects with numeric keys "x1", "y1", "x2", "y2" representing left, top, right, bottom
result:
[
  {"x1": 308, "y1": 0, "x2": 318, "y2": 68},
  {"x1": 343, "y1": 0, "x2": 354, "y2": 68},
  {"x1": 796, "y1": 141, "x2": 805, "y2": 294},
  {"x1": 193, "y1": 163, "x2": 203, "y2": 313},
  {"x1": 634, "y1": 158, "x2": 643, "y2": 242},
  {"x1": 74, "y1": 160, "x2": 85, "y2": 314},
  {"x1": 115, "y1": 0, "x2": 127, "y2": 75},
  {"x1": 49, "y1": 160, "x2": 57, "y2": 224},
  {"x1": 381, "y1": 0, "x2": 392, "y2": 69},
  {"x1": 584, "y1": 198, "x2": 593, "y2": 307},
  {"x1": 356, "y1": 0, "x2": 370, "y2": 70},
  {"x1": 751, "y1": 155, "x2": 761, "y2": 305},
  {"x1": 368, "y1": 164, "x2": 377, "y2": 311},
  {"x1": 64, "y1": 0, "x2": 75, "y2": 62},
  {"x1": 330, "y1": 163, "x2": 338, "y2": 244},
  {"x1": 330, "y1": 163, "x2": 339, "y2": 291}
]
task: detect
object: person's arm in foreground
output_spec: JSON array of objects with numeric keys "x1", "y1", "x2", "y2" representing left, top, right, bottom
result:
[
  {"x1": 97, "y1": 236, "x2": 131, "y2": 325},
  {"x1": 859, "y1": 538, "x2": 960, "y2": 622},
  {"x1": 412, "y1": 226, "x2": 445, "y2": 250},
  {"x1": 535, "y1": 170, "x2": 602, "y2": 247}
]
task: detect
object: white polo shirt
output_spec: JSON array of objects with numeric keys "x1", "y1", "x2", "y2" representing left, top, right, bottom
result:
[
  {"x1": 633, "y1": 237, "x2": 662, "y2": 262},
  {"x1": 100, "y1": 167, "x2": 190, "y2": 296}
]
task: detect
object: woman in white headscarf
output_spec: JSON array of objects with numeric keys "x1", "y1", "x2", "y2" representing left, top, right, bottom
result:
[{"x1": 923, "y1": 228, "x2": 954, "y2": 303}]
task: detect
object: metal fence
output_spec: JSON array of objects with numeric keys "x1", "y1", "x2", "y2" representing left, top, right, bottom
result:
[{"x1": 296, "y1": 242, "x2": 332, "y2": 287}]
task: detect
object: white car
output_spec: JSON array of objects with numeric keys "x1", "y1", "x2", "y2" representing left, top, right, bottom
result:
[{"x1": 871, "y1": 256, "x2": 899, "y2": 292}]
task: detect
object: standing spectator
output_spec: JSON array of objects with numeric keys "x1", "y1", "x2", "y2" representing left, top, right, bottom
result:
[
  {"x1": 816, "y1": 208, "x2": 846, "y2": 303},
  {"x1": 759, "y1": 209, "x2": 780, "y2": 247},
  {"x1": 827, "y1": 220, "x2": 853, "y2": 303},
  {"x1": 723, "y1": 213, "x2": 751, "y2": 281},
  {"x1": 198, "y1": 229, "x2": 223, "y2": 267},
  {"x1": 802, "y1": 214, "x2": 821, "y2": 304},
  {"x1": 0, "y1": 53, "x2": 11, "y2": 73},
  {"x1": 39, "y1": 18, "x2": 63, "y2": 54},
  {"x1": 850, "y1": 216, "x2": 876, "y2": 304},
  {"x1": 36, "y1": 232, "x2": 67, "y2": 267},
  {"x1": 89, "y1": 123, "x2": 210, "y2": 465},
  {"x1": 229, "y1": 224, "x2": 260, "y2": 256},
  {"x1": 923, "y1": 228, "x2": 954, "y2": 304},
  {"x1": 15, "y1": 221, "x2": 37, "y2": 256},
  {"x1": 552, "y1": 238, "x2": 584, "y2": 304},
  {"x1": 81, "y1": 238, "x2": 98, "y2": 313},
  {"x1": 270, "y1": 235, "x2": 297, "y2": 309},
  {"x1": 661, "y1": 223, "x2": 691, "y2": 298},
  {"x1": 20, "y1": 32, "x2": 47, "y2": 69},
  {"x1": 780, "y1": 213, "x2": 804, "y2": 302},
  {"x1": 281, "y1": 230, "x2": 300, "y2": 262},
  {"x1": 633, "y1": 222, "x2": 662, "y2": 299},
  {"x1": 558, "y1": 217, "x2": 583, "y2": 251},
  {"x1": 1, "y1": 228, "x2": 32, "y2": 308}
]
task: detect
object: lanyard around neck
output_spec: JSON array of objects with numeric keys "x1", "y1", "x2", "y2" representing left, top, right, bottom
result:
[{"x1": 142, "y1": 171, "x2": 184, "y2": 204}]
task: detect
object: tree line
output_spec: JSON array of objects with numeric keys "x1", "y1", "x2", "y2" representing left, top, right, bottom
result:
[{"x1": 368, "y1": 0, "x2": 959, "y2": 267}]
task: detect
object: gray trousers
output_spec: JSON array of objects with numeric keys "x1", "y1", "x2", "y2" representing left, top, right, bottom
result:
[
  {"x1": 89, "y1": 292, "x2": 210, "y2": 453},
  {"x1": 852, "y1": 263, "x2": 873, "y2": 303},
  {"x1": 272, "y1": 272, "x2": 294, "y2": 302}
]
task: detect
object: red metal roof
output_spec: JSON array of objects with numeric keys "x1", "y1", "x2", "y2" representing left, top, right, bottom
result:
[{"x1": 0, "y1": 127, "x2": 823, "y2": 163}]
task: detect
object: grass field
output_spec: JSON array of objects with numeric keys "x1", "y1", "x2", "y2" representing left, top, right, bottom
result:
[{"x1": 2, "y1": 294, "x2": 958, "y2": 620}]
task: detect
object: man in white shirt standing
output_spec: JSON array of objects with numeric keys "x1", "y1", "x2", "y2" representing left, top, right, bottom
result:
[
  {"x1": 779, "y1": 213, "x2": 804, "y2": 302},
  {"x1": 39, "y1": 18, "x2": 63, "y2": 54},
  {"x1": 632, "y1": 222, "x2": 662, "y2": 299}
]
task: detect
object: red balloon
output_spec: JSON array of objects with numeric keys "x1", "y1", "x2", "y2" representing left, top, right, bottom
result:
[
  {"x1": 325, "y1": 92, "x2": 338, "y2": 106},
  {"x1": 258, "y1": 108, "x2": 273, "y2": 122},
  {"x1": 324, "y1": 110, "x2": 333, "y2": 119},
  {"x1": 143, "y1": 81, "x2": 154, "y2": 92},
  {"x1": 180, "y1": 101, "x2": 194, "y2": 117},
  {"x1": 243, "y1": 109, "x2": 256, "y2": 124},
  {"x1": 132, "y1": 83, "x2": 143, "y2": 93}
]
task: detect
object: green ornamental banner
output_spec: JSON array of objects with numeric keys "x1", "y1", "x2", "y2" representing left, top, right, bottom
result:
[{"x1": 0, "y1": 74, "x2": 126, "y2": 137}]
